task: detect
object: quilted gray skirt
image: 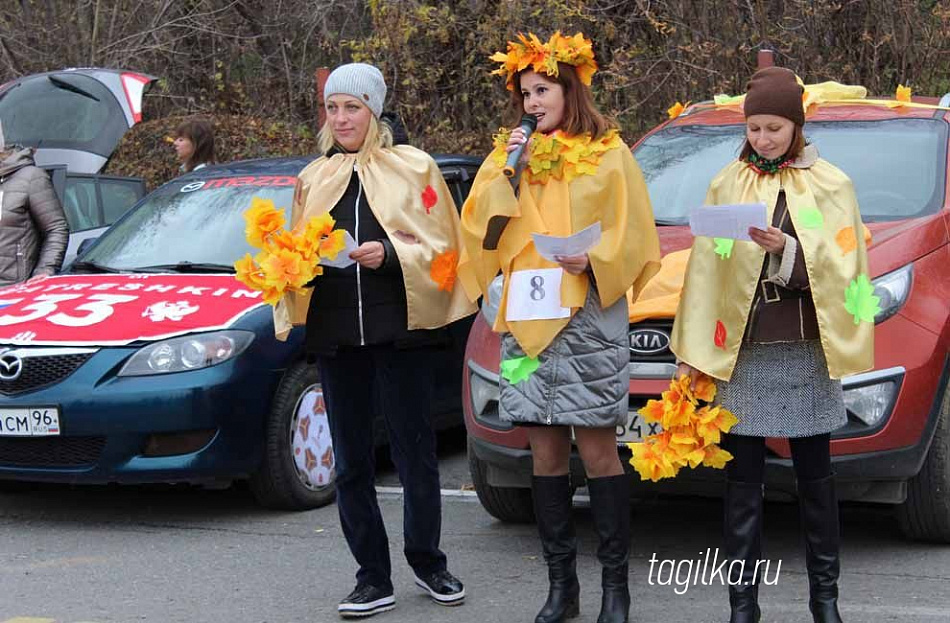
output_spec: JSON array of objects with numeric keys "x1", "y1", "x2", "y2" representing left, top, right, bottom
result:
[
  {"x1": 718, "y1": 340, "x2": 847, "y2": 438},
  {"x1": 499, "y1": 286, "x2": 629, "y2": 428}
]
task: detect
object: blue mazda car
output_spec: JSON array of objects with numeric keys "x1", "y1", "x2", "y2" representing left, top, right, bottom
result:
[{"x1": 0, "y1": 155, "x2": 480, "y2": 510}]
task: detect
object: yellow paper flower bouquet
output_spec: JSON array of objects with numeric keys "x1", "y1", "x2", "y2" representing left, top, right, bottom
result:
[
  {"x1": 234, "y1": 197, "x2": 346, "y2": 305},
  {"x1": 628, "y1": 374, "x2": 738, "y2": 482}
]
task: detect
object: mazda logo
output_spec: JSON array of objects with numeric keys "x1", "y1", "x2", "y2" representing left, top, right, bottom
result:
[
  {"x1": 0, "y1": 353, "x2": 23, "y2": 381},
  {"x1": 629, "y1": 328, "x2": 670, "y2": 356}
]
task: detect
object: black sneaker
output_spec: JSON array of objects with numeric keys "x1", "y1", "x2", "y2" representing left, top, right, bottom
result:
[
  {"x1": 413, "y1": 569, "x2": 466, "y2": 606},
  {"x1": 338, "y1": 584, "x2": 395, "y2": 618}
]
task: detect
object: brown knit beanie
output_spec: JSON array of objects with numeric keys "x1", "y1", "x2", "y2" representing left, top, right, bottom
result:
[{"x1": 744, "y1": 67, "x2": 805, "y2": 125}]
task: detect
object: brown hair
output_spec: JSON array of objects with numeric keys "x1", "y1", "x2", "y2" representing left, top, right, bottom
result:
[
  {"x1": 175, "y1": 117, "x2": 216, "y2": 171},
  {"x1": 739, "y1": 124, "x2": 807, "y2": 161},
  {"x1": 507, "y1": 62, "x2": 615, "y2": 138}
]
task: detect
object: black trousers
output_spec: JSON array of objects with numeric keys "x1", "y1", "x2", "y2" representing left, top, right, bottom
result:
[
  {"x1": 317, "y1": 344, "x2": 446, "y2": 591},
  {"x1": 722, "y1": 432, "x2": 832, "y2": 483}
]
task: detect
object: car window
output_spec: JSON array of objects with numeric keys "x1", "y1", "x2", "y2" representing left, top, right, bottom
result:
[
  {"x1": 0, "y1": 73, "x2": 127, "y2": 156},
  {"x1": 634, "y1": 118, "x2": 948, "y2": 223},
  {"x1": 62, "y1": 177, "x2": 101, "y2": 232},
  {"x1": 83, "y1": 176, "x2": 297, "y2": 270},
  {"x1": 99, "y1": 179, "x2": 143, "y2": 224}
]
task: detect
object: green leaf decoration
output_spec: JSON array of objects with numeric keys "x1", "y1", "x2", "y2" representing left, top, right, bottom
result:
[
  {"x1": 798, "y1": 207, "x2": 825, "y2": 229},
  {"x1": 713, "y1": 238, "x2": 734, "y2": 260},
  {"x1": 843, "y1": 274, "x2": 881, "y2": 324},
  {"x1": 500, "y1": 356, "x2": 540, "y2": 385}
]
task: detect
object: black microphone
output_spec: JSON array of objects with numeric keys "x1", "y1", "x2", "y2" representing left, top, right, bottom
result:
[{"x1": 503, "y1": 114, "x2": 538, "y2": 178}]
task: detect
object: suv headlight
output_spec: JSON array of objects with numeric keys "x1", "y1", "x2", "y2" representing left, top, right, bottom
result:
[
  {"x1": 842, "y1": 367, "x2": 904, "y2": 428},
  {"x1": 470, "y1": 367, "x2": 501, "y2": 416},
  {"x1": 118, "y1": 330, "x2": 254, "y2": 376},
  {"x1": 872, "y1": 264, "x2": 913, "y2": 324}
]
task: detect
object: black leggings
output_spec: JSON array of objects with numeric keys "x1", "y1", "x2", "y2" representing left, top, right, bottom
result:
[{"x1": 722, "y1": 432, "x2": 832, "y2": 483}]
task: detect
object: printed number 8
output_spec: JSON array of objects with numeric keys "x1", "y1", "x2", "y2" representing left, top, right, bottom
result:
[{"x1": 530, "y1": 276, "x2": 545, "y2": 301}]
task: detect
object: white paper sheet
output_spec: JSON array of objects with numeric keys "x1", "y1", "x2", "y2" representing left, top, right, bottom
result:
[
  {"x1": 318, "y1": 231, "x2": 359, "y2": 269},
  {"x1": 532, "y1": 222, "x2": 602, "y2": 262},
  {"x1": 505, "y1": 268, "x2": 572, "y2": 322},
  {"x1": 688, "y1": 203, "x2": 768, "y2": 241}
]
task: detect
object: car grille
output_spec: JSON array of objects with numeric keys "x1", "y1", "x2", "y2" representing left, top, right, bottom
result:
[
  {"x1": 0, "y1": 352, "x2": 94, "y2": 395},
  {"x1": 0, "y1": 436, "x2": 106, "y2": 467},
  {"x1": 628, "y1": 320, "x2": 675, "y2": 363}
]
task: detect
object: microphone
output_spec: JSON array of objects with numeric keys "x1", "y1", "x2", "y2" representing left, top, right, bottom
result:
[{"x1": 503, "y1": 114, "x2": 538, "y2": 178}]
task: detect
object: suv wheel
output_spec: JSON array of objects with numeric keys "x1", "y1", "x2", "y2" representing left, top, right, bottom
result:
[
  {"x1": 897, "y1": 382, "x2": 950, "y2": 542},
  {"x1": 468, "y1": 438, "x2": 534, "y2": 523},
  {"x1": 250, "y1": 361, "x2": 336, "y2": 511}
]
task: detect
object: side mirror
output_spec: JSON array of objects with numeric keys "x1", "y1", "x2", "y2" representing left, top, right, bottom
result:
[{"x1": 77, "y1": 236, "x2": 99, "y2": 257}]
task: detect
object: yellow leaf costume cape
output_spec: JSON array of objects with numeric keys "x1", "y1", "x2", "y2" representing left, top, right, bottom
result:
[
  {"x1": 457, "y1": 130, "x2": 661, "y2": 357},
  {"x1": 670, "y1": 146, "x2": 874, "y2": 381},
  {"x1": 273, "y1": 145, "x2": 476, "y2": 339}
]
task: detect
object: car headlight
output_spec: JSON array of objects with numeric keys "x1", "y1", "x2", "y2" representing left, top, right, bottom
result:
[
  {"x1": 842, "y1": 368, "x2": 903, "y2": 428},
  {"x1": 470, "y1": 368, "x2": 501, "y2": 416},
  {"x1": 118, "y1": 330, "x2": 254, "y2": 376},
  {"x1": 872, "y1": 264, "x2": 913, "y2": 324}
]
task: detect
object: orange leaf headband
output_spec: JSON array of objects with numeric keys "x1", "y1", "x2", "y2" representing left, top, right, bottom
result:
[{"x1": 490, "y1": 31, "x2": 598, "y2": 91}]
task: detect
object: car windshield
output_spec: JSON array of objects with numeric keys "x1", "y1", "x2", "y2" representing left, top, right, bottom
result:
[
  {"x1": 634, "y1": 118, "x2": 948, "y2": 223},
  {"x1": 81, "y1": 176, "x2": 297, "y2": 271}
]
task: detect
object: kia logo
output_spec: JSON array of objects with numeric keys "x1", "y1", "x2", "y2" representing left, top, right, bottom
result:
[
  {"x1": 0, "y1": 353, "x2": 23, "y2": 381},
  {"x1": 629, "y1": 328, "x2": 670, "y2": 356}
]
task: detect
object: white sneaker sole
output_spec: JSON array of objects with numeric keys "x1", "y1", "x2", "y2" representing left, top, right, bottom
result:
[
  {"x1": 338, "y1": 594, "x2": 396, "y2": 618},
  {"x1": 413, "y1": 575, "x2": 466, "y2": 606}
]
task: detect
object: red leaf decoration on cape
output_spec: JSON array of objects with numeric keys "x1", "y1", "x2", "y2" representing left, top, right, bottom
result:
[
  {"x1": 421, "y1": 184, "x2": 438, "y2": 214},
  {"x1": 714, "y1": 320, "x2": 727, "y2": 350}
]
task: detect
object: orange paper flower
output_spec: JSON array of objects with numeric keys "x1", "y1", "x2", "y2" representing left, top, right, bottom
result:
[
  {"x1": 896, "y1": 84, "x2": 912, "y2": 103},
  {"x1": 430, "y1": 250, "x2": 459, "y2": 292},
  {"x1": 491, "y1": 31, "x2": 598, "y2": 91},
  {"x1": 244, "y1": 197, "x2": 285, "y2": 247},
  {"x1": 667, "y1": 101, "x2": 689, "y2": 120}
]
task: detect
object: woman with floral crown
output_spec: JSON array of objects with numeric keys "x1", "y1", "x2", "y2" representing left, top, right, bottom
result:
[
  {"x1": 458, "y1": 32, "x2": 661, "y2": 623},
  {"x1": 672, "y1": 67, "x2": 873, "y2": 623}
]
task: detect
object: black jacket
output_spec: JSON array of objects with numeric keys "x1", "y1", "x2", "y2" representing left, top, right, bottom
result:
[{"x1": 304, "y1": 163, "x2": 447, "y2": 357}]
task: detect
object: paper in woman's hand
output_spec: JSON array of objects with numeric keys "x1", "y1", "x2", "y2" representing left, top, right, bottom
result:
[
  {"x1": 532, "y1": 222, "x2": 602, "y2": 262},
  {"x1": 319, "y1": 231, "x2": 359, "y2": 269},
  {"x1": 689, "y1": 203, "x2": 768, "y2": 241}
]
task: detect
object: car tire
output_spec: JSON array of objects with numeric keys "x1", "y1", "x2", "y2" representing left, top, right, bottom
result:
[
  {"x1": 897, "y1": 382, "x2": 950, "y2": 543},
  {"x1": 250, "y1": 360, "x2": 337, "y2": 511},
  {"x1": 468, "y1": 438, "x2": 535, "y2": 523}
]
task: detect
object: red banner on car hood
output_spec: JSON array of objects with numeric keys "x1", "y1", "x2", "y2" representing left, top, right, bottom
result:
[{"x1": 0, "y1": 274, "x2": 265, "y2": 346}]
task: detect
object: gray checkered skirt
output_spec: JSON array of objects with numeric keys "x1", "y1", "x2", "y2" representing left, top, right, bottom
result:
[{"x1": 717, "y1": 340, "x2": 847, "y2": 438}]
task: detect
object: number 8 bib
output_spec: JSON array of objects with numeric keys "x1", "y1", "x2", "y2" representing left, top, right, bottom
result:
[{"x1": 505, "y1": 268, "x2": 572, "y2": 322}]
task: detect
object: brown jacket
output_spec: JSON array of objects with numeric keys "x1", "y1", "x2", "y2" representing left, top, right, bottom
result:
[
  {"x1": 0, "y1": 148, "x2": 69, "y2": 286},
  {"x1": 744, "y1": 189, "x2": 820, "y2": 342}
]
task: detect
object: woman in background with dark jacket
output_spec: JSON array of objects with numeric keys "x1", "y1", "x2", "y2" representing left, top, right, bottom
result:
[
  {"x1": 275, "y1": 63, "x2": 476, "y2": 619},
  {"x1": 0, "y1": 146, "x2": 69, "y2": 286}
]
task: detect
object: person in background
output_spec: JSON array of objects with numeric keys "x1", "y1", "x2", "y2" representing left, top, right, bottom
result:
[
  {"x1": 0, "y1": 139, "x2": 69, "y2": 286},
  {"x1": 173, "y1": 117, "x2": 215, "y2": 173}
]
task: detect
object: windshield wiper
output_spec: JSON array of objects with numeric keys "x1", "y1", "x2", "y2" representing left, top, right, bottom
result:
[
  {"x1": 654, "y1": 218, "x2": 687, "y2": 226},
  {"x1": 134, "y1": 262, "x2": 235, "y2": 274},
  {"x1": 47, "y1": 75, "x2": 100, "y2": 101},
  {"x1": 70, "y1": 260, "x2": 125, "y2": 274}
]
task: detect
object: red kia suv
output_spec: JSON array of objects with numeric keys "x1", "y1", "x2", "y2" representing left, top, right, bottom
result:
[{"x1": 463, "y1": 92, "x2": 950, "y2": 543}]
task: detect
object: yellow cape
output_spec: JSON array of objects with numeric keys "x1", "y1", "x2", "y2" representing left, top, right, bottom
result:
[
  {"x1": 458, "y1": 132, "x2": 661, "y2": 357},
  {"x1": 273, "y1": 145, "x2": 477, "y2": 339},
  {"x1": 670, "y1": 147, "x2": 874, "y2": 381}
]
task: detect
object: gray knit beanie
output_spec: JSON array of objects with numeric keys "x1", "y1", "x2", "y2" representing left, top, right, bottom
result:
[{"x1": 323, "y1": 63, "x2": 387, "y2": 118}]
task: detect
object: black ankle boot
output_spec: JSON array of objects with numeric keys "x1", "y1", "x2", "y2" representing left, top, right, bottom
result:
[
  {"x1": 532, "y1": 475, "x2": 580, "y2": 623},
  {"x1": 724, "y1": 480, "x2": 763, "y2": 623},
  {"x1": 587, "y1": 474, "x2": 631, "y2": 623},
  {"x1": 799, "y1": 474, "x2": 844, "y2": 623}
]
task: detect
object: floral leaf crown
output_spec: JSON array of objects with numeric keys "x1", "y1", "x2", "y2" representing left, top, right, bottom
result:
[{"x1": 490, "y1": 31, "x2": 598, "y2": 91}]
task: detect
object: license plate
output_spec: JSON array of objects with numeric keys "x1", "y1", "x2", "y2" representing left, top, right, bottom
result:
[
  {"x1": 617, "y1": 411, "x2": 662, "y2": 444},
  {"x1": 0, "y1": 407, "x2": 61, "y2": 437}
]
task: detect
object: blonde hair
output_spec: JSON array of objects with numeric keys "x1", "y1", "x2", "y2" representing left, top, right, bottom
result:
[{"x1": 317, "y1": 113, "x2": 394, "y2": 164}]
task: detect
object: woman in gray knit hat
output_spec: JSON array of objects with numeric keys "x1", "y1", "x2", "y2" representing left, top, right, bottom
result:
[{"x1": 289, "y1": 62, "x2": 475, "y2": 619}]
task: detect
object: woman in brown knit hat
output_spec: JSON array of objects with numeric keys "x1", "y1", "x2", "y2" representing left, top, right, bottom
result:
[{"x1": 671, "y1": 66, "x2": 873, "y2": 623}]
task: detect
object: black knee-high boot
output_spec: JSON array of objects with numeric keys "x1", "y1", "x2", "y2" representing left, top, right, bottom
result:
[
  {"x1": 532, "y1": 475, "x2": 580, "y2": 623},
  {"x1": 725, "y1": 480, "x2": 763, "y2": 623},
  {"x1": 587, "y1": 475, "x2": 631, "y2": 623},
  {"x1": 799, "y1": 474, "x2": 843, "y2": 622}
]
